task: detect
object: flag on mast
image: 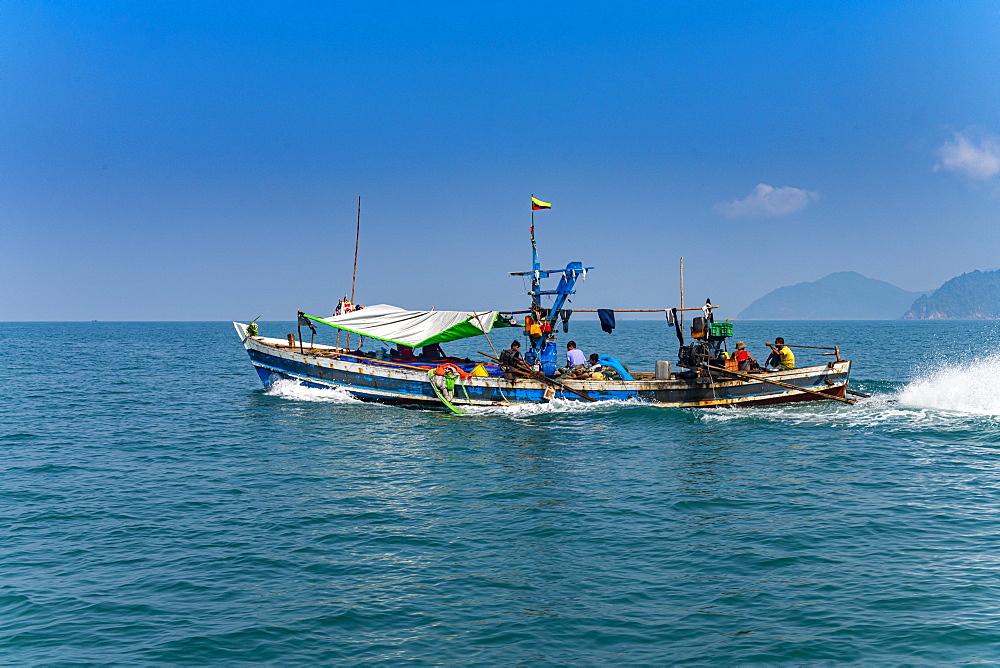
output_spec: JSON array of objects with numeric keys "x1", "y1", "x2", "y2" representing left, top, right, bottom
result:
[{"x1": 531, "y1": 197, "x2": 551, "y2": 210}]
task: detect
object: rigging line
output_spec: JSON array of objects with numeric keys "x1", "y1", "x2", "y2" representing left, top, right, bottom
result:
[{"x1": 471, "y1": 311, "x2": 500, "y2": 359}]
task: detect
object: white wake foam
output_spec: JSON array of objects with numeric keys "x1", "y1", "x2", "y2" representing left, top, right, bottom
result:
[
  {"x1": 698, "y1": 355, "x2": 1000, "y2": 429},
  {"x1": 464, "y1": 397, "x2": 646, "y2": 418},
  {"x1": 697, "y1": 394, "x2": 921, "y2": 429},
  {"x1": 898, "y1": 356, "x2": 1000, "y2": 415},
  {"x1": 263, "y1": 378, "x2": 644, "y2": 415},
  {"x1": 264, "y1": 378, "x2": 361, "y2": 404}
]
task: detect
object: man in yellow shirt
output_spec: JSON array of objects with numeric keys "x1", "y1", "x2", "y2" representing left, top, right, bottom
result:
[{"x1": 766, "y1": 337, "x2": 795, "y2": 370}]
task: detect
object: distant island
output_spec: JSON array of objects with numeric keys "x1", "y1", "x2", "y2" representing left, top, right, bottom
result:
[
  {"x1": 902, "y1": 269, "x2": 1000, "y2": 319},
  {"x1": 738, "y1": 271, "x2": 925, "y2": 320}
]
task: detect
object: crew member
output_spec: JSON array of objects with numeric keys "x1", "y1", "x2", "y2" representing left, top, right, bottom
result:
[
  {"x1": 559, "y1": 354, "x2": 601, "y2": 380},
  {"x1": 557, "y1": 340, "x2": 587, "y2": 377},
  {"x1": 732, "y1": 341, "x2": 759, "y2": 371},
  {"x1": 587, "y1": 353, "x2": 603, "y2": 375},
  {"x1": 565, "y1": 341, "x2": 586, "y2": 366},
  {"x1": 765, "y1": 337, "x2": 795, "y2": 370},
  {"x1": 499, "y1": 340, "x2": 523, "y2": 380},
  {"x1": 419, "y1": 343, "x2": 446, "y2": 360}
]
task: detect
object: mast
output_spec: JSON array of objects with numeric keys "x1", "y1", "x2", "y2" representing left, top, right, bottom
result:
[
  {"x1": 345, "y1": 196, "x2": 361, "y2": 351},
  {"x1": 511, "y1": 195, "x2": 591, "y2": 367},
  {"x1": 530, "y1": 194, "x2": 540, "y2": 308},
  {"x1": 679, "y1": 256, "x2": 685, "y2": 312},
  {"x1": 351, "y1": 196, "x2": 361, "y2": 303}
]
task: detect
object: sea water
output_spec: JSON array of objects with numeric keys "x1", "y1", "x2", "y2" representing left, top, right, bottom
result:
[{"x1": 3, "y1": 320, "x2": 1000, "y2": 663}]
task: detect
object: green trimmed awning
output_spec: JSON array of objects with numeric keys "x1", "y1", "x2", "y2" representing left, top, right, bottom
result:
[{"x1": 306, "y1": 304, "x2": 515, "y2": 348}]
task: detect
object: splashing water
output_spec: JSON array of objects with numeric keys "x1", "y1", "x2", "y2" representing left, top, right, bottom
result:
[
  {"x1": 264, "y1": 378, "x2": 360, "y2": 403},
  {"x1": 899, "y1": 356, "x2": 1000, "y2": 415},
  {"x1": 465, "y1": 397, "x2": 645, "y2": 418},
  {"x1": 264, "y1": 379, "x2": 640, "y2": 416}
]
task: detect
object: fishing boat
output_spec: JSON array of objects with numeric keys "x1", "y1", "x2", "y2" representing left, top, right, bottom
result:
[{"x1": 234, "y1": 200, "x2": 855, "y2": 411}]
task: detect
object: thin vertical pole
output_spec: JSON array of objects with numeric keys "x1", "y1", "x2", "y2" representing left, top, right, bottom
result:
[
  {"x1": 335, "y1": 296, "x2": 343, "y2": 351},
  {"x1": 334, "y1": 299, "x2": 344, "y2": 350},
  {"x1": 530, "y1": 195, "x2": 539, "y2": 307},
  {"x1": 679, "y1": 256, "x2": 685, "y2": 311},
  {"x1": 346, "y1": 197, "x2": 361, "y2": 350},
  {"x1": 351, "y1": 196, "x2": 361, "y2": 303},
  {"x1": 529, "y1": 196, "x2": 542, "y2": 364}
]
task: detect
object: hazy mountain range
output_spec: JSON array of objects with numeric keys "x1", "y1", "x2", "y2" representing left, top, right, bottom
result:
[
  {"x1": 902, "y1": 269, "x2": 1000, "y2": 319},
  {"x1": 738, "y1": 272, "x2": 927, "y2": 320},
  {"x1": 740, "y1": 268, "x2": 1000, "y2": 320}
]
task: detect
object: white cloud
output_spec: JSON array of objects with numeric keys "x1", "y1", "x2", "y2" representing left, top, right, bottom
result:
[
  {"x1": 713, "y1": 183, "x2": 818, "y2": 219},
  {"x1": 935, "y1": 131, "x2": 1000, "y2": 181}
]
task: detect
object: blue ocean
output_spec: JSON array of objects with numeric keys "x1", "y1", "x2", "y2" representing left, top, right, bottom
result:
[{"x1": 4, "y1": 320, "x2": 1000, "y2": 664}]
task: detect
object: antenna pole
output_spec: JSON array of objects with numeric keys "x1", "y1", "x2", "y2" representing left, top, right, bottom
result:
[
  {"x1": 530, "y1": 195, "x2": 540, "y2": 306},
  {"x1": 351, "y1": 196, "x2": 361, "y2": 302},
  {"x1": 345, "y1": 197, "x2": 361, "y2": 351},
  {"x1": 679, "y1": 256, "x2": 685, "y2": 311}
]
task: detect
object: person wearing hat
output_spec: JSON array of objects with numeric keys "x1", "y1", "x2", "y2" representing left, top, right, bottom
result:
[
  {"x1": 765, "y1": 337, "x2": 795, "y2": 370},
  {"x1": 732, "y1": 341, "x2": 759, "y2": 371}
]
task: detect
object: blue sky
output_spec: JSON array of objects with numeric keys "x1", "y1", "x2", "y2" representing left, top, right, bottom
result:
[{"x1": 3, "y1": 1, "x2": 999, "y2": 320}]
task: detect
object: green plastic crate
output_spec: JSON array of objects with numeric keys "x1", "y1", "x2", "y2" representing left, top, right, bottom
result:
[{"x1": 710, "y1": 322, "x2": 733, "y2": 337}]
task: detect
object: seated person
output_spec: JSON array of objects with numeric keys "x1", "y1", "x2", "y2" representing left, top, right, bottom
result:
[
  {"x1": 732, "y1": 341, "x2": 760, "y2": 371},
  {"x1": 498, "y1": 340, "x2": 524, "y2": 380},
  {"x1": 558, "y1": 364, "x2": 593, "y2": 380},
  {"x1": 579, "y1": 353, "x2": 608, "y2": 380},
  {"x1": 419, "y1": 343, "x2": 446, "y2": 360},
  {"x1": 394, "y1": 345, "x2": 416, "y2": 361},
  {"x1": 765, "y1": 337, "x2": 795, "y2": 370},
  {"x1": 557, "y1": 351, "x2": 599, "y2": 380},
  {"x1": 556, "y1": 341, "x2": 587, "y2": 376},
  {"x1": 587, "y1": 353, "x2": 603, "y2": 374}
]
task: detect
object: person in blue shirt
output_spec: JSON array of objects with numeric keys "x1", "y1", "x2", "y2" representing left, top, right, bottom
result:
[
  {"x1": 556, "y1": 341, "x2": 588, "y2": 377},
  {"x1": 566, "y1": 341, "x2": 586, "y2": 366}
]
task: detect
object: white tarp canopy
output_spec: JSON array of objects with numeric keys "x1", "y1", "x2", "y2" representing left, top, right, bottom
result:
[{"x1": 306, "y1": 304, "x2": 513, "y2": 348}]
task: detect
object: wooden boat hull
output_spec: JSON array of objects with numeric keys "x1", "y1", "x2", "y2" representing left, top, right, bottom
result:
[{"x1": 235, "y1": 323, "x2": 852, "y2": 409}]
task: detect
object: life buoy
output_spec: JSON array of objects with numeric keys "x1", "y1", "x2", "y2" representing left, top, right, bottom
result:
[{"x1": 433, "y1": 363, "x2": 470, "y2": 379}]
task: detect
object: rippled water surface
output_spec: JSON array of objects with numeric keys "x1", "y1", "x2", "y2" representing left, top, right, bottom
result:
[{"x1": 4, "y1": 320, "x2": 1000, "y2": 663}]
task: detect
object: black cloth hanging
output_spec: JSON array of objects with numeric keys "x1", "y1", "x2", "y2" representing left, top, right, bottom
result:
[
  {"x1": 560, "y1": 309, "x2": 572, "y2": 332},
  {"x1": 597, "y1": 309, "x2": 616, "y2": 334},
  {"x1": 666, "y1": 310, "x2": 675, "y2": 326},
  {"x1": 296, "y1": 310, "x2": 316, "y2": 350},
  {"x1": 297, "y1": 311, "x2": 317, "y2": 333}
]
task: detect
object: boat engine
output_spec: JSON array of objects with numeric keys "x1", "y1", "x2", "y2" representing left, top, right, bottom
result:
[{"x1": 678, "y1": 343, "x2": 710, "y2": 369}]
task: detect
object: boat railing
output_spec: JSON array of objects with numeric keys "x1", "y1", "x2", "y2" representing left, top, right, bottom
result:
[{"x1": 767, "y1": 342, "x2": 843, "y2": 362}]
